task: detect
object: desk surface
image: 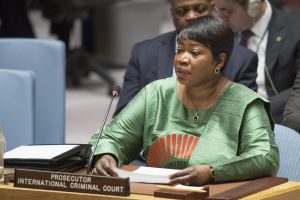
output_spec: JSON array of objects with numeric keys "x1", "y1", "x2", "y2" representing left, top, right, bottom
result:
[
  {"x1": 2, "y1": 166, "x2": 300, "y2": 199},
  {"x1": 1, "y1": 181, "x2": 299, "y2": 200}
]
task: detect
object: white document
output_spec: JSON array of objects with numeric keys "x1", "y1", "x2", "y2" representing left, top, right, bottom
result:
[
  {"x1": 115, "y1": 166, "x2": 180, "y2": 184},
  {"x1": 4, "y1": 145, "x2": 79, "y2": 159},
  {"x1": 173, "y1": 184, "x2": 205, "y2": 191}
]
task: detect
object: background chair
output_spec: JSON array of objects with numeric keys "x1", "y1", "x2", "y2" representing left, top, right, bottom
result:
[
  {"x1": 0, "y1": 39, "x2": 66, "y2": 145},
  {"x1": 0, "y1": 69, "x2": 34, "y2": 151},
  {"x1": 275, "y1": 124, "x2": 300, "y2": 181}
]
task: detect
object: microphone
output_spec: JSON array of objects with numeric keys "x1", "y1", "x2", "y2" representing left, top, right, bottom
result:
[{"x1": 87, "y1": 86, "x2": 121, "y2": 174}]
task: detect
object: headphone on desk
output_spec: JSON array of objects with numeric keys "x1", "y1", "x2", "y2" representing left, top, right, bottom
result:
[{"x1": 247, "y1": 0, "x2": 261, "y2": 18}]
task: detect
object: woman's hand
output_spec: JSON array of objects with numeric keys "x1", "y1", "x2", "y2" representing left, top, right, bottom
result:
[
  {"x1": 169, "y1": 164, "x2": 212, "y2": 186},
  {"x1": 92, "y1": 154, "x2": 118, "y2": 177}
]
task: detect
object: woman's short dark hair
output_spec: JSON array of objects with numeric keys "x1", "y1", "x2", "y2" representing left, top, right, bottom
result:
[{"x1": 177, "y1": 16, "x2": 234, "y2": 68}]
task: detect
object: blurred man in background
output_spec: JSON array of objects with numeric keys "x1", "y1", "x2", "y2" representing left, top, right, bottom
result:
[
  {"x1": 282, "y1": 72, "x2": 300, "y2": 132},
  {"x1": 213, "y1": 0, "x2": 300, "y2": 123}
]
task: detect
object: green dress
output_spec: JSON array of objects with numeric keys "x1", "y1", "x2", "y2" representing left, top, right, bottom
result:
[{"x1": 89, "y1": 77, "x2": 279, "y2": 183}]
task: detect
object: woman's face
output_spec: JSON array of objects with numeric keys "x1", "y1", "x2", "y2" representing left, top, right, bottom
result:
[{"x1": 174, "y1": 38, "x2": 219, "y2": 88}]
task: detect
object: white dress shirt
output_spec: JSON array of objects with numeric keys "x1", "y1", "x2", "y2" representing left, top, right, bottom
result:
[{"x1": 239, "y1": 0, "x2": 272, "y2": 98}]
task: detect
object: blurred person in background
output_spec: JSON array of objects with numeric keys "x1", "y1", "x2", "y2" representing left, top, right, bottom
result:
[
  {"x1": 0, "y1": 0, "x2": 34, "y2": 37},
  {"x1": 270, "y1": 0, "x2": 300, "y2": 16},
  {"x1": 282, "y1": 72, "x2": 300, "y2": 132},
  {"x1": 114, "y1": 0, "x2": 259, "y2": 116},
  {"x1": 213, "y1": 0, "x2": 300, "y2": 123}
]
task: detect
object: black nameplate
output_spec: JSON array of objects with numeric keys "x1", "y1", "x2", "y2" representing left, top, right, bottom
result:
[{"x1": 14, "y1": 168, "x2": 130, "y2": 196}]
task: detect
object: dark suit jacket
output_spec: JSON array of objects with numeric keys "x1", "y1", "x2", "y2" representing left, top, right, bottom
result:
[
  {"x1": 282, "y1": 71, "x2": 300, "y2": 132},
  {"x1": 114, "y1": 31, "x2": 258, "y2": 115},
  {"x1": 266, "y1": 7, "x2": 300, "y2": 123}
]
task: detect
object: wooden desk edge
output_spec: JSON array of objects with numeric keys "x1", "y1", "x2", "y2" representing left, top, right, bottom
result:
[
  {"x1": 240, "y1": 181, "x2": 300, "y2": 199},
  {"x1": 1, "y1": 181, "x2": 299, "y2": 200},
  {"x1": 0, "y1": 183, "x2": 169, "y2": 200}
]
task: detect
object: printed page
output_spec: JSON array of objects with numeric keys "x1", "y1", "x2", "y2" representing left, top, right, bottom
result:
[
  {"x1": 4, "y1": 145, "x2": 78, "y2": 159},
  {"x1": 173, "y1": 184, "x2": 206, "y2": 191},
  {"x1": 115, "y1": 166, "x2": 179, "y2": 184}
]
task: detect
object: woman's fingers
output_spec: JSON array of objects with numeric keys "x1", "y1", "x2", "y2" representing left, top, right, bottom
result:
[
  {"x1": 92, "y1": 165, "x2": 111, "y2": 176},
  {"x1": 104, "y1": 163, "x2": 118, "y2": 177},
  {"x1": 169, "y1": 165, "x2": 212, "y2": 186},
  {"x1": 93, "y1": 154, "x2": 118, "y2": 176},
  {"x1": 169, "y1": 167, "x2": 193, "y2": 185},
  {"x1": 169, "y1": 174, "x2": 191, "y2": 185},
  {"x1": 169, "y1": 167, "x2": 192, "y2": 179}
]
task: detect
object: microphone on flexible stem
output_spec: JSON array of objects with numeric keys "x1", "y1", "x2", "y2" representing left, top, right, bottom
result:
[{"x1": 87, "y1": 86, "x2": 121, "y2": 174}]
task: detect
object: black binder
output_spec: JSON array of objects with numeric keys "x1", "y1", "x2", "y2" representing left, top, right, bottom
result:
[{"x1": 4, "y1": 144, "x2": 90, "y2": 172}]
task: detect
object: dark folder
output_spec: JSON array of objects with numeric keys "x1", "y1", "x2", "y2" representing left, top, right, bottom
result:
[{"x1": 4, "y1": 144, "x2": 90, "y2": 172}]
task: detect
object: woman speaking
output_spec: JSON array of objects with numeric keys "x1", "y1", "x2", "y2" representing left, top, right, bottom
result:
[{"x1": 88, "y1": 16, "x2": 279, "y2": 186}]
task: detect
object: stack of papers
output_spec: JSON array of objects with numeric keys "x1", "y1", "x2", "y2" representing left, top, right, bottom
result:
[
  {"x1": 5, "y1": 145, "x2": 79, "y2": 160},
  {"x1": 116, "y1": 166, "x2": 205, "y2": 192},
  {"x1": 4, "y1": 144, "x2": 89, "y2": 172},
  {"x1": 115, "y1": 166, "x2": 179, "y2": 184}
]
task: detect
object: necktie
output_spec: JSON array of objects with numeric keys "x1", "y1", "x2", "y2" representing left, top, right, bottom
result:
[{"x1": 240, "y1": 29, "x2": 253, "y2": 47}]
